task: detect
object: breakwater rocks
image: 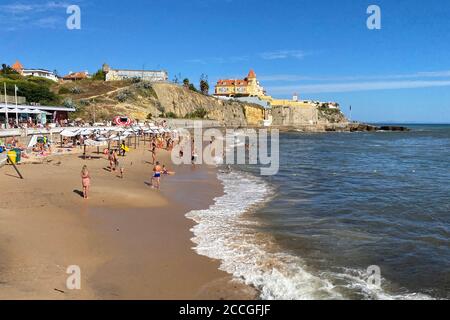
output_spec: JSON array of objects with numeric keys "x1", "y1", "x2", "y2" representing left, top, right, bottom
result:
[
  {"x1": 274, "y1": 123, "x2": 410, "y2": 133},
  {"x1": 348, "y1": 123, "x2": 410, "y2": 132}
]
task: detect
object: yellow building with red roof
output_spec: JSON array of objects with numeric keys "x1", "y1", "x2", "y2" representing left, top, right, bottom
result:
[{"x1": 214, "y1": 70, "x2": 265, "y2": 97}]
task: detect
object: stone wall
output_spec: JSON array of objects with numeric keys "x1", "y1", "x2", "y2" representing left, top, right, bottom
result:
[
  {"x1": 271, "y1": 105, "x2": 319, "y2": 126},
  {"x1": 1, "y1": 95, "x2": 27, "y2": 105}
]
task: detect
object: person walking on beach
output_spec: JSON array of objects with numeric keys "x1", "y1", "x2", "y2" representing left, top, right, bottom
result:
[
  {"x1": 151, "y1": 161, "x2": 162, "y2": 189},
  {"x1": 81, "y1": 165, "x2": 91, "y2": 199},
  {"x1": 151, "y1": 141, "x2": 157, "y2": 164},
  {"x1": 115, "y1": 158, "x2": 124, "y2": 179},
  {"x1": 108, "y1": 150, "x2": 117, "y2": 172},
  {"x1": 120, "y1": 140, "x2": 127, "y2": 157}
]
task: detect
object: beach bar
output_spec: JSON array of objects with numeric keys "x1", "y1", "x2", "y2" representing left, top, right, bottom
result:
[{"x1": 0, "y1": 103, "x2": 76, "y2": 128}]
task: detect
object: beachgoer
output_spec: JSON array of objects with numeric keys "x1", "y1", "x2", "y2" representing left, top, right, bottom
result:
[
  {"x1": 116, "y1": 158, "x2": 124, "y2": 178},
  {"x1": 108, "y1": 150, "x2": 116, "y2": 172},
  {"x1": 120, "y1": 140, "x2": 127, "y2": 157},
  {"x1": 81, "y1": 165, "x2": 91, "y2": 199},
  {"x1": 152, "y1": 161, "x2": 162, "y2": 189},
  {"x1": 151, "y1": 141, "x2": 157, "y2": 164},
  {"x1": 191, "y1": 148, "x2": 198, "y2": 165}
]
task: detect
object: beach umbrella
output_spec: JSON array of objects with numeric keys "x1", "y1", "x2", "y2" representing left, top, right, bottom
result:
[{"x1": 60, "y1": 129, "x2": 79, "y2": 137}]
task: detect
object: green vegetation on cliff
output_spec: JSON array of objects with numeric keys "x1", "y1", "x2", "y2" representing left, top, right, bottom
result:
[{"x1": 0, "y1": 64, "x2": 60, "y2": 106}]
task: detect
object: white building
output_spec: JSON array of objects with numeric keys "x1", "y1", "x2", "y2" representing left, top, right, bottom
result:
[
  {"x1": 11, "y1": 61, "x2": 58, "y2": 82},
  {"x1": 22, "y1": 68, "x2": 59, "y2": 82},
  {"x1": 102, "y1": 64, "x2": 168, "y2": 82}
]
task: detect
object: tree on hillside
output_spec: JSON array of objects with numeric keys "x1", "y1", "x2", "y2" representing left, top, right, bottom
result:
[
  {"x1": 189, "y1": 83, "x2": 198, "y2": 92},
  {"x1": 92, "y1": 69, "x2": 106, "y2": 81},
  {"x1": 172, "y1": 73, "x2": 182, "y2": 84},
  {"x1": 1, "y1": 64, "x2": 18, "y2": 75},
  {"x1": 183, "y1": 78, "x2": 190, "y2": 89},
  {"x1": 199, "y1": 74, "x2": 209, "y2": 95}
]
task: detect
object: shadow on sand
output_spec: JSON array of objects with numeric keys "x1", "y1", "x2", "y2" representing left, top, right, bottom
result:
[{"x1": 73, "y1": 190, "x2": 84, "y2": 198}]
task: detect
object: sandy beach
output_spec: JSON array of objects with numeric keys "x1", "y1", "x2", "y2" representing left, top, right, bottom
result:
[{"x1": 0, "y1": 143, "x2": 256, "y2": 300}]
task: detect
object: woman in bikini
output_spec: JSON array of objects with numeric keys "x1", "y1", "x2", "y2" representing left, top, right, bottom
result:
[
  {"x1": 151, "y1": 141, "x2": 157, "y2": 164},
  {"x1": 81, "y1": 165, "x2": 91, "y2": 199}
]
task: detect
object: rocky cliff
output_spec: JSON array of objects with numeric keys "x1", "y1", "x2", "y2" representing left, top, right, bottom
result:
[
  {"x1": 64, "y1": 81, "x2": 265, "y2": 126},
  {"x1": 60, "y1": 80, "x2": 356, "y2": 130}
]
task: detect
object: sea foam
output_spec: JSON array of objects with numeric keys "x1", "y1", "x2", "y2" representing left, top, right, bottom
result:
[{"x1": 186, "y1": 170, "x2": 435, "y2": 300}]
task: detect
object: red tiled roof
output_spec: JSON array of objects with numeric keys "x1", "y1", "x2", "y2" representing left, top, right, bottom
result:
[
  {"x1": 63, "y1": 72, "x2": 88, "y2": 80},
  {"x1": 12, "y1": 60, "x2": 24, "y2": 72},
  {"x1": 247, "y1": 69, "x2": 256, "y2": 78}
]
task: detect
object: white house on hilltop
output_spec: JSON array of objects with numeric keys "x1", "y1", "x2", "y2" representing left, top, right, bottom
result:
[{"x1": 11, "y1": 61, "x2": 59, "y2": 82}]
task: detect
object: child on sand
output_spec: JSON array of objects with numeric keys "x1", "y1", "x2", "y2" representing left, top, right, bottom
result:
[
  {"x1": 116, "y1": 158, "x2": 124, "y2": 179},
  {"x1": 81, "y1": 165, "x2": 91, "y2": 199},
  {"x1": 151, "y1": 161, "x2": 162, "y2": 189}
]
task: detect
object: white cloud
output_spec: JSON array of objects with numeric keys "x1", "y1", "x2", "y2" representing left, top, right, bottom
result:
[
  {"x1": 186, "y1": 55, "x2": 249, "y2": 64},
  {"x1": 186, "y1": 50, "x2": 309, "y2": 65},
  {"x1": 260, "y1": 70, "x2": 450, "y2": 83},
  {"x1": 259, "y1": 50, "x2": 308, "y2": 60},
  {"x1": 268, "y1": 80, "x2": 450, "y2": 94},
  {"x1": 0, "y1": 1, "x2": 69, "y2": 13},
  {"x1": 0, "y1": 1, "x2": 73, "y2": 30}
]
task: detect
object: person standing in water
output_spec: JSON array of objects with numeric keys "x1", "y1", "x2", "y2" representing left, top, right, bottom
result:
[
  {"x1": 81, "y1": 165, "x2": 91, "y2": 199},
  {"x1": 152, "y1": 161, "x2": 162, "y2": 189}
]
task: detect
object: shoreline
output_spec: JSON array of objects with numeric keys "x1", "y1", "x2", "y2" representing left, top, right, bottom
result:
[{"x1": 0, "y1": 144, "x2": 257, "y2": 299}]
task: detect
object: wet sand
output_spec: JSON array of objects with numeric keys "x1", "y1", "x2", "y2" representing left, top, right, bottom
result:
[{"x1": 0, "y1": 143, "x2": 256, "y2": 299}]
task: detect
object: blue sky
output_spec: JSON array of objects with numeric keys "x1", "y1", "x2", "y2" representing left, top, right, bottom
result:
[{"x1": 1, "y1": 0, "x2": 450, "y2": 123}]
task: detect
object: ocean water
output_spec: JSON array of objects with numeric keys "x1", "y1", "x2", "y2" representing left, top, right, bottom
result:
[{"x1": 187, "y1": 125, "x2": 450, "y2": 300}]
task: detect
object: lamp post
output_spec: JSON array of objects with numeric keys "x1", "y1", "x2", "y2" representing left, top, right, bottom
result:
[{"x1": 4, "y1": 83, "x2": 9, "y2": 128}]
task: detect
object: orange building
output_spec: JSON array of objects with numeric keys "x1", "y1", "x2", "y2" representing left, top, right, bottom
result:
[{"x1": 62, "y1": 71, "x2": 90, "y2": 81}]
